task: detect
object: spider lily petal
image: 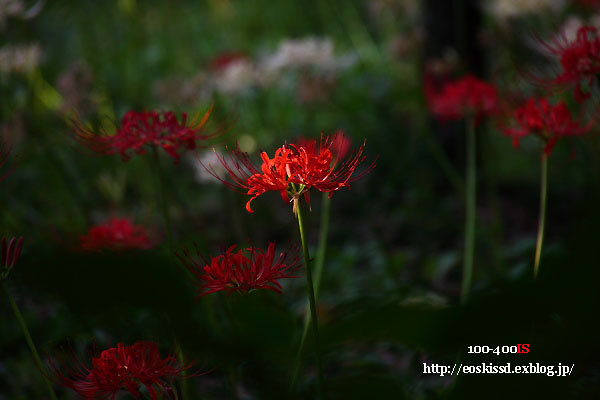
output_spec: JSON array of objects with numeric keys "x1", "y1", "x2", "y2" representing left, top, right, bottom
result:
[
  {"x1": 177, "y1": 241, "x2": 301, "y2": 296},
  {"x1": 69, "y1": 106, "x2": 224, "y2": 163}
]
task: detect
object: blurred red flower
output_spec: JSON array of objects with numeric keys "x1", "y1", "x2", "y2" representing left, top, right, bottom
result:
[
  {"x1": 297, "y1": 130, "x2": 352, "y2": 160},
  {"x1": 205, "y1": 132, "x2": 374, "y2": 213},
  {"x1": 501, "y1": 97, "x2": 589, "y2": 154},
  {"x1": 425, "y1": 74, "x2": 498, "y2": 122},
  {"x1": 535, "y1": 26, "x2": 600, "y2": 102},
  {"x1": 50, "y1": 341, "x2": 194, "y2": 400},
  {"x1": 70, "y1": 106, "x2": 221, "y2": 162},
  {"x1": 0, "y1": 236, "x2": 23, "y2": 279},
  {"x1": 79, "y1": 218, "x2": 154, "y2": 251},
  {"x1": 328, "y1": 131, "x2": 352, "y2": 160},
  {"x1": 177, "y1": 242, "x2": 301, "y2": 296}
]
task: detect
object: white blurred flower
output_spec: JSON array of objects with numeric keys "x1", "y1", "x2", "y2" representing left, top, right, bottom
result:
[
  {"x1": 559, "y1": 15, "x2": 600, "y2": 42},
  {"x1": 561, "y1": 16, "x2": 586, "y2": 42},
  {"x1": 263, "y1": 38, "x2": 332, "y2": 72},
  {"x1": 214, "y1": 59, "x2": 256, "y2": 93},
  {"x1": 486, "y1": 0, "x2": 566, "y2": 19},
  {"x1": 261, "y1": 37, "x2": 356, "y2": 74},
  {"x1": 0, "y1": 0, "x2": 44, "y2": 29},
  {"x1": 0, "y1": 0, "x2": 24, "y2": 28},
  {"x1": 0, "y1": 43, "x2": 41, "y2": 75},
  {"x1": 205, "y1": 38, "x2": 355, "y2": 94}
]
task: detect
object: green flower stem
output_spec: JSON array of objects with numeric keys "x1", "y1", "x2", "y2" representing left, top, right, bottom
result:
[
  {"x1": 150, "y1": 146, "x2": 189, "y2": 400},
  {"x1": 1, "y1": 281, "x2": 58, "y2": 400},
  {"x1": 461, "y1": 119, "x2": 476, "y2": 304},
  {"x1": 296, "y1": 200, "x2": 324, "y2": 398},
  {"x1": 314, "y1": 193, "x2": 331, "y2": 295},
  {"x1": 172, "y1": 341, "x2": 189, "y2": 400},
  {"x1": 534, "y1": 152, "x2": 548, "y2": 279},
  {"x1": 291, "y1": 192, "x2": 330, "y2": 387}
]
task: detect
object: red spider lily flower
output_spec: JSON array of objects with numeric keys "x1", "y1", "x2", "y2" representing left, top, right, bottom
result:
[
  {"x1": 50, "y1": 341, "x2": 197, "y2": 400},
  {"x1": 534, "y1": 26, "x2": 600, "y2": 103},
  {"x1": 0, "y1": 236, "x2": 24, "y2": 280},
  {"x1": 69, "y1": 105, "x2": 222, "y2": 163},
  {"x1": 297, "y1": 130, "x2": 352, "y2": 160},
  {"x1": 425, "y1": 74, "x2": 498, "y2": 123},
  {"x1": 177, "y1": 242, "x2": 301, "y2": 296},
  {"x1": 79, "y1": 218, "x2": 154, "y2": 252},
  {"x1": 204, "y1": 132, "x2": 374, "y2": 213},
  {"x1": 501, "y1": 97, "x2": 590, "y2": 155},
  {"x1": 287, "y1": 134, "x2": 371, "y2": 196}
]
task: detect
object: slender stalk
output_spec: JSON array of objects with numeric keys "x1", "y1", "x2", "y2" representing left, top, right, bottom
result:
[
  {"x1": 291, "y1": 192, "x2": 330, "y2": 387},
  {"x1": 534, "y1": 153, "x2": 548, "y2": 279},
  {"x1": 172, "y1": 341, "x2": 189, "y2": 400},
  {"x1": 295, "y1": 200, "x2": 324, "y2": 398},
  {"x1": 150, "y1": 146, "x2": 189, "y2": 400},
  {"x1": 1, "y1": 281, "x2": 58, "y2": 400},
  {"x1": 461, "y1": 119, "x2": 476, "y2": 304},
  {"x1": 314, "y1": 193, "x2": 331, "y2": 295}
]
